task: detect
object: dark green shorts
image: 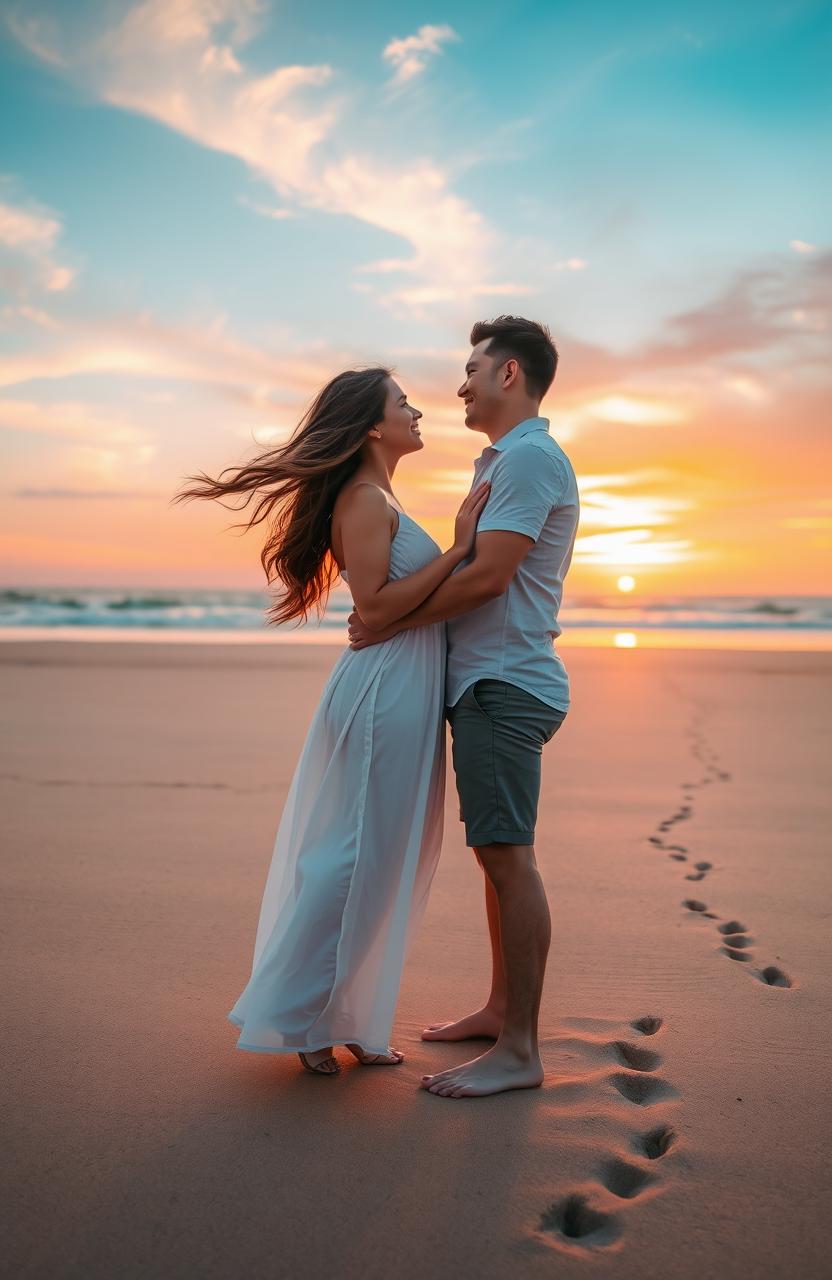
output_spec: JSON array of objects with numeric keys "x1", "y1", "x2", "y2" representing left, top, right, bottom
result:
[{"x1": 446, "y1": 679, "x2": 566, "y2": 848}]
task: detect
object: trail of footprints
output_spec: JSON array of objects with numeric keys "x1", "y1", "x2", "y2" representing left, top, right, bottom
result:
[
  {"x1": 539, "y1": 1015, "x2": 677, "y2": 1252},
  {"x1": 538, "y1": 701, "x2": 793, "y2": 1253},
  {"x1": 646, "y1": 704, "x2": 793, "y2": 990}
]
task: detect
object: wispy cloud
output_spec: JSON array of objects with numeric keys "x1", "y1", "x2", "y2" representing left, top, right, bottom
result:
[
  {"x1": 13, "y1": 487, "x2": 164, "y2": 500},
  {"x1": 238, "y1": 195, "x2": 295, "y2": 220},
  {"x1": 640, "y1": 251, "x2": 832, "y2": 367},
  {"x1": 6, "y1": 2, "x2": 526, "y2": 314},
  {"x1": 0, "y1": 308, "x2": 334, "y2": 402},
  {"x1": 573, "y1": 528, "x2": 698, "y2": 566},
  {"x1": 584, "y1": 395, "x2": 687, "y2": 426},
  {"x1": 0, "y1": 179, "x2": 76, "y2": 296},
  {"x1": 0, "y1": 398, "x2": 156, "y2": 475},
  {"x1": 382, "y1": 23, "x2": 459, "y2": 87},
  {"x1": 577, "y1": 471, "x2": 694, "y2": 531},
  {"x1": 3, "y1": 7, "x2": 65, "y2": 65}
]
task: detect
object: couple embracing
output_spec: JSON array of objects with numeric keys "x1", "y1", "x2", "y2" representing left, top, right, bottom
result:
[{"x1": 179, "y1": 316, "x2": 580, "y2": 1099}]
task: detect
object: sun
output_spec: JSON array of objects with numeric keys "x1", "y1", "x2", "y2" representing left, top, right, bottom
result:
[{"x1": 617, "y1": 575, "x2": 636, "y2": 593}]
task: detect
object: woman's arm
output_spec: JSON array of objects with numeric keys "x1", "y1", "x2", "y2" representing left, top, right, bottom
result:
[
  {"x1": 347, "y1": 530, "x2": 534, "y2": 648},
  {"x1": 338, "y1": 482, "x2": 489, "y2": 631}
]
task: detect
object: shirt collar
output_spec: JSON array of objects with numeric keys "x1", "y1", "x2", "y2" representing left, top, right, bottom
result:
[{"x1": 481, "y1": 416, "x2": 550, "y2": 458}]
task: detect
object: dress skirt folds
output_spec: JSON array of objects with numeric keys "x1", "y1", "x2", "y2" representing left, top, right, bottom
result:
[{"x1": 228, "y1": 512, "x2": 446, "y2": 1056}]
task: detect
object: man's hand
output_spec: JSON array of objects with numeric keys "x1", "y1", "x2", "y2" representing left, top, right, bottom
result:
[{"x1": 348, "y1": 610, "x2": 400, "y2": 650}]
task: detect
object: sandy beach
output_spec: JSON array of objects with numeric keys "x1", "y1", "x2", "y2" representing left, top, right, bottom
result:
[{"x1": 3, "y1": 638, "x2": 830, "y2": 1279}]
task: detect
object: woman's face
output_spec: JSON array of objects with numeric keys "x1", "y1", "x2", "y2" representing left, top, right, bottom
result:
[{"x1": 376, "y1": 378, "x2": 424, "y2": 455}]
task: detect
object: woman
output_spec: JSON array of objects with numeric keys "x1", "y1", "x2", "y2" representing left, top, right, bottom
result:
[{"x1": 176, "y1": 368, "x2": 488, "y2": 1075}]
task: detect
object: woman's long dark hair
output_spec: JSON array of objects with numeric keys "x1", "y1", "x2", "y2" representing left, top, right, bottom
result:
[{"x1": 173, "y1": 367, "x2": 391, "y2": 625}]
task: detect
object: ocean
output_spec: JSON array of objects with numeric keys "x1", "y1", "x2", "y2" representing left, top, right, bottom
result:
[{"x1": 1, "y1": 586, "x2": 830, "y2": 650}]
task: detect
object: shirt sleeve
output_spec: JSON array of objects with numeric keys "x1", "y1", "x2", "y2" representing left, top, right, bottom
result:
[{"x1": 476, "y1": 445, "x2": 565, "y2": 542}]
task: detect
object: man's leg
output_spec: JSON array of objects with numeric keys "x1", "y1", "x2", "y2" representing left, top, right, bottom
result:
[
  {"x1": 421, "y1": 841, "x2": 550, "y2": 1097},
  {"x1": 421, "y1": 854, "x2": 506, "y2": 1041},
  {"x1": 421, "y1": 679, "x2": 565, "y2": 1096}
]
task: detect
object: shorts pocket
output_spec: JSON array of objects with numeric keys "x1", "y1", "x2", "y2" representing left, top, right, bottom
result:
[
  {"x1": 543, "y1": 711, "x2": 567, "y2": 744},
  {"x1": 470, "y1": 679, "x2": 509, "y2": 721}
]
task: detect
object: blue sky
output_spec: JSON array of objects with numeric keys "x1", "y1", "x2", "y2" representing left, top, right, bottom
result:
[{"x1": 0, "y1": 0, "x2": 829, "y2": 591}]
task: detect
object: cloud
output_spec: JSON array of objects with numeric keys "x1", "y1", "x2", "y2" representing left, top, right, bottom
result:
[
  {"x1": 382, "y1": 23, "x2": 459, "y2": 87},
  {"x1": 312, "y1": 153, "x2": 523, "y2": 313},
  {"x1": 790, "y1": 240, "x2": 816, "y2": 254},
  {"x1": 3, "y1": 8, "x2": 65, "y2": 65},
  {"x1": 7, "y1": 3, "x2": 524, "y2": 313},
  {"x1": 640, "y1": 250, "x2": 832, "y2": 368},
  {"x1": 13, "y1": 487, "x2": 164, "y2": 499},
  {"x1": 238, "y1": 195, "x2": 295, "y2": 220},
  {"x1": 573, "y1": 528, "x2": 697, "y2": 566},
  {"x1": 109, "y1": 0, "x2": 265, "y2": 54},
  {"x1": 0, "y1": 397, "x2": 156, "y2": 475},
  {"x1": 0, "y1": 180, "x2": 76, "y2": 297},
  {"x1": 722, "y1": 374, "x2": 768, "y2": 403},
  {"x1": 584, "y1": 395, "x2": 687, "y2": 425},
  {"x1": 0, "y1": 307, "x2": 335, "y2": 401},
  {"x1": 578, "y1": 487, "x2": 693, "y2": 530}
]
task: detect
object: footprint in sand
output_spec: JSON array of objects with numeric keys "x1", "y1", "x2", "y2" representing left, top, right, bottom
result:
[
  {"x1": 631, "y1": 1015, "x2": 663, "y2": 1036},
  {"x1": 539, "y1": 1018, "x2": 676, "y2": 1256},
  {"x1": 722, "y1": 933, "x2": 753, "y2": 947},
  {"x1": 715, "y1": 919, "x2": 754, "y2": 962},
  {"x1": 539, "y1": 1194, "x2": 621, "y2": 1250},
  {"x1": 756, "y1": 965, "x2": 792, "y2": 988},
  {"x1": 717, "y1": 919, "x2": 748, "y2": 934},
  {"x1": 609, "y1": 1072, "x2": 676, "y2": 1106},
  {"x1": 598, "y1": 1157, "x2": 657, "y2": 1199},
  {"x1": 682, "y1": 898, "x2": 708, "y2": 912},
  {"x1": 658, "y1": 805, "x2": 692, "y2": 833},
  {"x1": 669, "y1": 853, "x2": 688, "y2": 861},
  {"x1": 722, "y1": 945, "x2": 753, "y2": 963},
  {"x1": 685, "y1": 861, "x2": 713, "y2": 882},
  {"x1": 633, "y1": 1125, "x2": 676, "y2": 1160},
  {"x1": 613, "y1": 1042, "x2": 662, "y2": 1072},
  {"x1": 712, "y1": 922, "x2": 793, "y2": 986}
]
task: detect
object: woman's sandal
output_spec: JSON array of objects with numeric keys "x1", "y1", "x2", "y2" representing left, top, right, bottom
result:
[
  {"x1": 346, "y1": 1043, "x2": 404, "y2": 1066},
  {"x1": 298, "y1": 1051, "x2": 341, "y2": 1075}
]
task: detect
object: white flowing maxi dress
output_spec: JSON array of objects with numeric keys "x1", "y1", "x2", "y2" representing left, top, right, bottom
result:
[{"x1": 228, "y1": 511, "x2": 446, "y2": 1056}]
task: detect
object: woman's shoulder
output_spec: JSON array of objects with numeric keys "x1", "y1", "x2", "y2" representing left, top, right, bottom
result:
[{"x1": 334, "y1": 480, "x2": 395, "y2": 520}]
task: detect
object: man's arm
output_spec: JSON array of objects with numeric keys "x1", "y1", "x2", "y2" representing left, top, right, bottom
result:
[
  {"x1": 348, "y1": 442, "x2": 563, "y2": 649},
  {"x1": 348, "y1": 530, "x2": 533, "y2": 647}
]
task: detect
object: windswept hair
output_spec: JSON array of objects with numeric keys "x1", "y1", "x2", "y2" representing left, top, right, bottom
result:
[
  {"x1": 471, "y1": 315, "x2": 558, "y2": 400},
  {"x1": 173, "y1": 367, "x2": 391, "y2": 626}
]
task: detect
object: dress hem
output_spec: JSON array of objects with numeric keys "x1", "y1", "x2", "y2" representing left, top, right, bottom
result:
[{"x1": 228, "y1": 1014, "x2": 391, "y2": 1057}]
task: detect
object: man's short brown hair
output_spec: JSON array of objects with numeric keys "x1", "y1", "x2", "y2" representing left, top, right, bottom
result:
[{"x1": 470, "y1": 315, "x2": 558, "y2": 400}]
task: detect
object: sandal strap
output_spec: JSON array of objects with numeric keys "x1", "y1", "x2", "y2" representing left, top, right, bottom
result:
[{"x1": 299, "y1": 1052, "x2": 340, "y2": 1074}]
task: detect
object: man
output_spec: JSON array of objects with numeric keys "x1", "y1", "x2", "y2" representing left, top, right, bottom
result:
[{"x1": 348, "y1": 316, "x2": 580, "y2": 1097}]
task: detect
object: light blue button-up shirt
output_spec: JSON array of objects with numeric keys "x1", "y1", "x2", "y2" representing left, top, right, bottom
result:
[{"x1": 446, "y1": 417, "x2": 580, "y2": 712}]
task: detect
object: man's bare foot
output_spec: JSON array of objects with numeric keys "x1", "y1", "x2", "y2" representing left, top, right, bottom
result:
[
  {"x1": 420, "y1": 1045, "x2": 543, "y2": 1097},
  {"x1": 421, "y1": 1006, "x2": 504, "y2": 1041}
]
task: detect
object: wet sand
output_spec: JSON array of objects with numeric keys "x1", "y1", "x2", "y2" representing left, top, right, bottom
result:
[{"x1": 2, "y1": 640, "x2": 830, "y2": 1278}]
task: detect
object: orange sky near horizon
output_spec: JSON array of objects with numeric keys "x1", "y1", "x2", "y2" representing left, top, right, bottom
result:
[{"x1": 3, "y1": 372, "x2": 829, "y2": 598}]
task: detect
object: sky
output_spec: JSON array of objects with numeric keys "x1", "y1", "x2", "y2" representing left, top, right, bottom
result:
[{"x1": 0, "y1": 0, "x2": 830, "y2": 597}]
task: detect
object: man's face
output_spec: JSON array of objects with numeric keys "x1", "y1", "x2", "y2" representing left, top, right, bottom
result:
[{"x1": 457, "y1": 339, "x2": 502, "y2": 431}]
